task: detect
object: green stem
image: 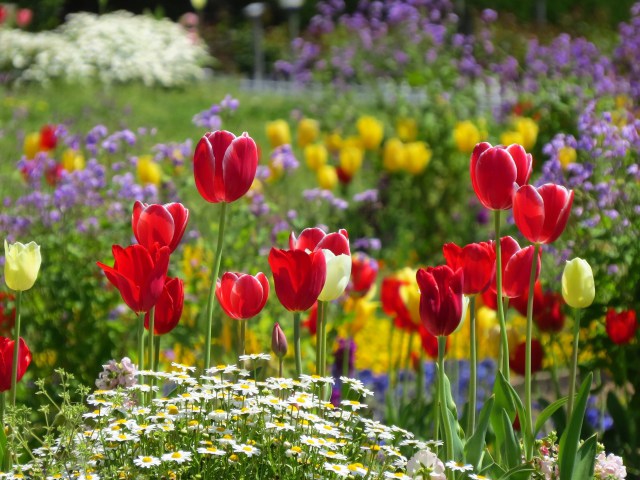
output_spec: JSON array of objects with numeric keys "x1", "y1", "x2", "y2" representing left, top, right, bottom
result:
[
  {"x1": 137, "y1": 312, "x2": 145, "y2": 398},
  {"x1": 549, "y1": 335, "x2": 562, "y2": 400},
  {"x1": 204, "y1": 201, "x2": 229, "y2": 371},
  {"x1": 10, "y1": 291, "x2": 22, "y2": 406},
  {"x1": 148, "y1": 307, "x2": 155, "y2": 378},
  {"x1": 387, "y1": 319, "x2": 395, "y2": 383},
  {"x1": 278, "y1": 357, "x2": 283, "y2": 379},
  {"x1": 438, "y1": 335, "x2": 454, "y2": 462},
  {"x1": 0, "y1": 391, "x2": 5, "y2": 428},
  {"x1": 567, "y1": 308, "x2": 582, "y2": 420},
  {"x1": 320, "y1": 302, "x2": 329, "y2": 378},
  {"x1": 154, "y1": 336, "x2": 161, "y2": 373},
  {"x1": 293, "y1": 312, "x2": 302, "y2": 378},
  {"x1": 402, "y1": 331, "x2": 414, "y2": 402},
  {"x1": 317, "y1": 301, "x2": 326, "y2": 376},
  {"x1": 239, "y1": 319, "x2": 247, "y2": 368},
  {"x1": 524, "y1": 243, "x2": 540, "y2": 461},
  {"x1": 467, "y1": 295, "x2": 477, "y2": 438},
  {"x1": 494, "y1": 210, "x2": 510, "y2": 381}
]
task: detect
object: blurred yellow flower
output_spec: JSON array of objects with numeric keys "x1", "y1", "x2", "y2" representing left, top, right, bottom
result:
[
  {"x1": 304, "y1": 144, "x2": 328, "y2": 171},
  {"x1": 453, "y1": 120, "x2": 481, "y2": 153},
  {"x1": 396, "y1": 267, "x2": 421, "y2": 328},
  {"x1": 404, "y1": 141, "x2": 432, "y2": 174},
  {"x1": 396, "y1": 118, "x2": 418, "y2": 142},
  {"x1": 325, "y1": 131, "x2": 343, "y2": 154},
  {"x1": 339, "y1": 145, "x2": 364, "y2": 177},
  {"x1": 500, "y1": 131, "x2": 525, "y2": 147},
  {"x1": 23, "y1": 132, "x2": 41, "y2": 160},
  {"x1": 266, "y1": 120, "x2": 291, "y2": 149},
  {"x1": 342, "y1": 296, "x2": 379, "y2": 337},
  {"x1": 317, "y1": 165, "x2": 338, "y2": 190},
  {"x1": 383, "y1": 138, "x2": 406, "y2": 172},
  {"x1": 137, "y1": 155, "x2": 162, "y2": 186},
  {"x1": 515, "y1": 117, "x2": 539, "y2": 150},
  {"x1": 62, "y1": 149, "x2": 85, "y2": 172},
  {"x1": 356, "y1": 116, "x2": 384, "y2": 150},
  {"x1": 33, "y1": 349, "x2": 57, "y2": 367},
  {"x1": 558, "y1": 146, "x2": 577, "y2": 169},
  {"x1": 297, "y1": 118, "x2": 320, "y2": 147}
]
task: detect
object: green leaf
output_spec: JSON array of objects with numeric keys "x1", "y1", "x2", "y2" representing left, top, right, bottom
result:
[
  {"x1": 445, "y1": 408, "x2": 465, "y2": 462},
  {"x1": 559, "y1": 372, "x2": 593, "y2": 480},
  {"x1": 0, "y1": 424, "x2": 8, "y2": 472},
  {"x1": 534, "y1": 396, "x2": 568, "y2": 437},
  {"x1": 501, "y1": 408, "x2": 521, "y2": 470},
  {"x1": 498, "y1": 463, "x2": 537, "y2": 480},
  {"x1": 574, "y1": 434, "x2": 597, "y2": 480},
  {"x1": 465, "y1": 395, "x2": 494, "y2": 469},
  {"x1": 489, "y1": 372, "x2": 516, "y2": 466}
]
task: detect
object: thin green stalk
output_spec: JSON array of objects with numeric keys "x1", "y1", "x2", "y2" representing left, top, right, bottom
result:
[
  {"x1": 524, "y1": 243, "x2": 540, "y2": 461},
  {"x1": 153, "y1": 336, "x2": 161, "y2": 373},
  {"x1": 137, "y1": 312, "x2": 145, "y2": 386},
  {"x1": 387, "y1": 320, "x2": 395, "y2": 382},
  {"x1": 0, "y1": 391, "x2": 4, "y2": 428},
  {"x1": 239, "y1": 319, "x2": 247, "y2": 367},
  {"x1": 402, "y1": 332, "x2": 414, "y2": 402},
  {"x1": 315, "y1": 302, "x2": 323, "y2": 375},
  {"x1": 467, "y1": 295, "x2": 477, "y2": 438},
  {"x1": 293, "y1": 312, "x2": 302, "y2": 377},
  {"x1": 10, "y1": 291, "x2": 22, "y2": 406},
  {"x1": 278, "y1": 357, "x2": 283, "y2": 379},
  {"x1": 147, "y1": 307, "x2": 155, "y2": 398},
  {"x1": 204, "y1": 201, "x2": 229, "y2": 371},
  {"x1": 549, "y1": 335, "x2": 562, "y2": 400},
  {"x1": 567, "y1": 308, "x2": 582, "y2": 419},
  {"x1": 494, "y1": 210, "x2": 510, "y2": 380},
  {"x1": 416, "y1": 348, "x2": 424, "y2": 406},
  {"x1": 320, "y1": 302, "x2": 329, "y2": 378},
  {"x1": 438, "y1": 335, "x2": 454, "y2": 462}
]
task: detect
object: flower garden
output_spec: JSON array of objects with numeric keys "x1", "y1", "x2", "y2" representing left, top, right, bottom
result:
[{"x1": 0, "y1": 0, "x2": 639, "y2": 478}]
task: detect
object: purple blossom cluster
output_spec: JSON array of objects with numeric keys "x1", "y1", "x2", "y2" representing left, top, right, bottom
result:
[
  {"x1": 302, "y1": 188, "x2": 348, "y2": 210},
  {"x1": 192, "y1": 94, "x2": 239, "y2": 130}
]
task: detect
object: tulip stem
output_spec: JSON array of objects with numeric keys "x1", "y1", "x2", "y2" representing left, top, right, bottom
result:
[
  {"x1": 321, "y1": 302, "x2": 329, "y2": 378},
  {"x1": 438, "y1": 335, "x2": 454, "y2": 463},
  {"x1": 239, "y1": 319, "x2": 246, "y2": 368},
  {"x1": 204, "y1": 201, "x2": 228, "y2": 371},
  {"x1": 278, "y1": 357, "x2": 283, "y2": 379},
  {"x1": 154, "y1": 336, "x2": 161, "y2": 374},
  {"x1": 293, "y1": 312, "x2": 302, "y2": 378},
  {"x1": 567, "y1": 307, "x2": 582, "y2": 420},
  {"x1": 467, "y1": 295, "x2": 477, "y2": 438},
  {"x1": 402, "y1": 332, "x2": 414, "y2": 402},
  {"x1": 524, "y1": 243, "x2": 540, "y2": 461},
  {"x1": 10, "y1": 291, "x2": 22, "y2": 406},
  {"x1": 494, "y1": 209, "x2": 510, "y2": 381},
  {"x1": 147, "y1": 307, "x2": 155, "y2": 403},
  {"x1": 137, "y1": 312, "x2": 145, "y2": 391},
  {"x1": 316, "y1": 301, "x2": 325, "y2": 376}
]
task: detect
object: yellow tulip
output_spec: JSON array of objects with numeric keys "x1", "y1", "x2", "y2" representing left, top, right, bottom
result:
[
  {"x1": 356, "y1": 116, "x2": 384, "y2": 151},
  {"x1": 562, "y1": 258, "x2": 595, "y2": 309},
  {"x1": 137, "y1": 155, "x2": 162, "y2": 186},
  {"x1": 266, "y1": 120, "x2": 291, "y2": 149},
  {"x1": 304, "y1": 144, "x2": 328, "y2": 171},
  {"x1": 61, "y1": 149, "x2": 85, "y2": 172},
  {"x1": 396, "y1": 118, "x2": 418, "y2": 142},
  {"x1": 4, "y1": 240, "x2": 41, "y2": 292},
  {"x1": 515, "y1": 117, "x2": 539, "y2": 150},
  {"x1": 383, "y1": 138, "x2": 406, "y2": 172},
  {"x1": 297, "y1": 118, "x2": 320, "y2": 147},
  {"x1": 558, "y1": 146, "x2": 577, "y2": 169},
  {"x1": 453, "y1": 121, "x2": 481, "y2": 153},
  {"x1": 404, "y1": 141, "x2": 432, "y2": 174},
  {"x1": 317, "y1": 165, "x2": 338, "y2": 190},
  {"x1": 23, "y1": 132, "x2": 41, "y2": 159},
  {"x1": 500, "y1": 131, "x2": 524, "y2": 147},
  {"x1": 339, "y1": 145, "x2": 364, "y2": 176},
  {"x1": 396, "y1": 267, "x2": 421, "y2": 328},
  {"x1": 325, "y1": 131, "x2": 343, "y2": 154}
]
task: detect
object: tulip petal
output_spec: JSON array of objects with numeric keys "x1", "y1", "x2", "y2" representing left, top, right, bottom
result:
[
  {"x1": 474, "y1": 147, "x2": 518, "y2": 210},
  {"x1": 442, "y1": 242, "x2": 462, "y2": 271},
  {"x1": 165, "y1": 203, "x2": 190, "y2": 252},
  {"x1": 469, "y1": 142, "x2": 492, "y2": 201},
  {"x1": 222, "y1": 133, "x2": 259, "y2": 202},
  {"x1": 538, "y1": 184, "x2": 573, "y2": 243},
  {"x1": 513, "y1": 184, "x2": 545, "y2": 243},
  {"x1": 290, "y1": 228, "x2": 326, "y2": 251},
  {"x1": 506, "y1": 143, "x2": 532, "y2": 186},
  {"x1": 135, "y1": 204, "x2": 175, "y2": 252},
  {"x1": 316, "y1": 231, "x2": 350, "y2": 256},
  {"x1": 503, "y1": 245, "x2": 541, "y2": 298}
]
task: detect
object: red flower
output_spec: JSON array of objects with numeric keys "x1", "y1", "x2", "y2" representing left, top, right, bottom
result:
[
  {"x1": 513, "y1": 184, "x2": 574, "y2": 244},
  {"x1": 216, "y1": 272, "x2": 269, "y2": 320},
  {"x1": 193, "y1": 130, "x2": 258, "y2": 203},
  {"x1": 419, "y1": 324, "x2": 441, "y2": 358},
  {"x1": 45, "y1": 162, "x2": 63, "y2": 186},
  {"x1": 268, "y1": 248, "x2": 326, "y2": 312},
  {"x1": 39, "y1": 125, "x2": 57, "y2": 150},
  {"x1": 491, "y1": 236, "x2": 541, "y2": 299},
  {"x1": 380, "y1": 277, "x2": 414, "y2": 331},
  {"x1": 97, "y1": 244, "x2": 170, "y2": 313},
  {"x1": 132, "y1": 201, "x2": 189, "y2": 254},
  {"x1": 336, "y1": 166, "x2": 353, "y2": 185},
  {"x1": 511, "y1": 282, "x2": 565, "y2": 333},
  {"x1": 0, "y1": 292, "x2": 16, "y2": 336},
  {"x1": 349, "y1": 252, "x2": 378, "y2": 297},
  {"x1": 289, "y1": 227, "x2": 350, "y2": 256},
  {"x1": 16, "y1": 8, "x2": 32, "y2": 28},
  {"x1": 510, "y1": 339, "x2": 544, "y2": 376},
  {"x1": 443, "y1": 241, "x2": 494, "y2": 295},
  {"x1": 606, "y1": 309, "x2": 637, "y2": 345},
  {"x1": 416, "y1": 266, "x2": 464, "y2": 337},
  {"x1": 303, "y1": 302, "x2": 318, "y2": 335},
  {"x1": 470, "y1": 142, "x2": 532, "y2": 210},
  {"x1": 0, "y1": 337, "x2": 32, "y2": 392},
  {"x1": 145, "y1": 277, "x2": 184, "y2": 335}
]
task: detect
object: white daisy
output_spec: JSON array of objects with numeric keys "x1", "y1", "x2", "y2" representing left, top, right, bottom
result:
[
  {"x1": 133, "y1": 455, "x2": 160, "y2": 468},
  {"x1": 161, "y1": 451, "x2": 193, "y2": 464},
  {"x1": 323, "y1": 463, "x2": 350, "y2": 477}
]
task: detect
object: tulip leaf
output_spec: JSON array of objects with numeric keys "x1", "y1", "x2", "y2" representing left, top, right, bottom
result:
[
  {"x1": 464, "y1": 395, "x2": 494, "y2": 469},
  {"x1": 573, "y1": 433, "x2": 597, "y2": 480},
  {"x1": 0, "y1": 425, "x2": 7, "y2": 472},
  {"x1": 498, "y1": 463, "x2": 537, "y2": 480},
  {"x1": 489, "y1": 372, "x2": 517, "y2": 467},
  {"x1": 534, "y1": 396, "x2": 568, "y2": 437},
  {"x1": 500, "y1": 408, "x2": 522, "y2": 470},
  {"x1": 445, "y1": 408, "x2": 465, "y2": 462},
  {"x1": 559, "y1": 372, "x2": 593, "y2": 480}
]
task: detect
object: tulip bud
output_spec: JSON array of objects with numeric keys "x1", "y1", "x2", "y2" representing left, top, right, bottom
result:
[
  {"x1": 297, "y1": 118, "x2": 320, "y2": 147},
  {"x1": 4, "y1": 240, "x2": 42, "y2": 292},
  {"x1": 561, "y1": 258, "x2": 595, "y2": 309},
  {"x1": 271, "y1": 323, "x2": 288, "y2": 358}
]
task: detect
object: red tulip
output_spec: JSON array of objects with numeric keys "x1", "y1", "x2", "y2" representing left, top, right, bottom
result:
[
  {"x1": 45, "y1": 162, "x2": 63, "y2": 186},
  {"x1": 16, "y1": 8, "x2": 32, "y2": 28},
  {"x1": 511, "y1": 339, "x2": 543, "y2": 376},
  {"x1": 491, "y1": 236, "x2": 541, "y2": 299},
  {"x1": 511, "y1": 282, "x2": 565, "y2": 332},
  {"x1": 513, "y1": 184, "x2": 574, "y2": 244},
  {"x1": 216, "y1": 272, "x2": 269, "y2": 319},
  {"x1": 272, "y1": 322, "x2": 288, "y2": 358},
  {"x1": 39, "y1": 125, "x2": 57, "y2": 150},
  {"x1": 0, "y1": 6, "x2": 6, "y2": 24},
  {"x1": 443, "y1": 241, "x2": 494, "y2": 295},
  {"x1": 0, "y1": 292, "x2": 16, "y2": 336},
  {"x1": 268, "y1": 248, "x2": 326, "y2": 312},
  {"x1": 132, "y1": 201, "x2": 189, "y2": 254},
  {"x1": 0, "y1": 337, "x2": 32, "y2": 392},
  {"x1": 419, "y1": 324, "x2": 441, "y2": 358},
  {"x1": 97, "y1": 244, "x2": 170, "y2": 313},
  {"x1": 349, "y1": 252, "x2": 378, "y2": 296},
  {"x1": 303, "y1": 302, "x2": 318, "y2": 335},
  {"x1": 416, "y1": 266, "x2": 464, "y2": 337},
  {"x1": 145, "y1": 277, "x2": 184, "y2": 334},
  {"x1": 606, "y1": 309, "x2": 637, "y2": 345},
  {"x1": 381, "y1": 277, "x2": 414, "y2": 332},
  {"x1": 289, "y1": 227, "x2": 350, "y2": 256},
  {"x1": 193, "y1": 130, "x2": 259, "y2": 203},
  {"x1": 470, "y1": 142, "x2": 532, "y2": 210}
]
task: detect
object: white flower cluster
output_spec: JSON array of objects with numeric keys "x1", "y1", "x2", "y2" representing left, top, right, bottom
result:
[{"x1": 0, "y1": 11, "x2": 211, "y2": 86}]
